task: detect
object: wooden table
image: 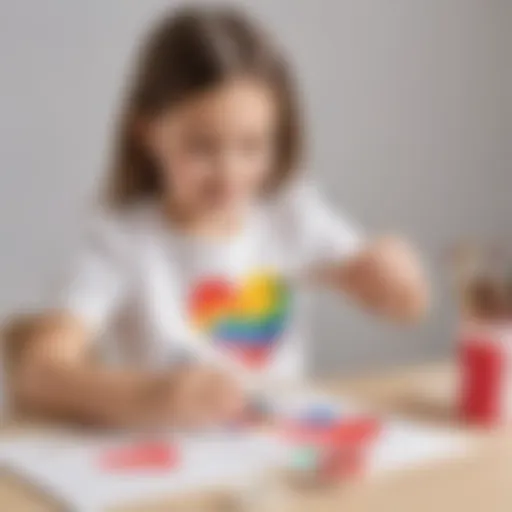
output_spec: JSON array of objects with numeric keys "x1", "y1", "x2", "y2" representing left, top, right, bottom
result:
[{"x1": 1, "y1": 362, "x2": 511, "y2": 512}]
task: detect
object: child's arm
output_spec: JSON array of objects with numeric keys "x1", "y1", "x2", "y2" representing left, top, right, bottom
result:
[
  {"x1": 14, "y1": 312, "x2": 244, "y2": 428},
  {"x1": 281, "y1": 181, "x2": 428, "y2": 323},
  {"x1": 312, "y1": 236, "x2": 428, "y2": 323}
]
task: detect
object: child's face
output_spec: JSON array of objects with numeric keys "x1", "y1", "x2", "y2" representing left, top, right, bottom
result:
[{"x1": 145, "y1": 78, "x2": 279, "y2": 218}]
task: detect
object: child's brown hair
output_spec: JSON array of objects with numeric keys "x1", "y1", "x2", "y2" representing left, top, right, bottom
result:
[{"x1": 106, "y1": 6, "x2": 302, "y2": 208}]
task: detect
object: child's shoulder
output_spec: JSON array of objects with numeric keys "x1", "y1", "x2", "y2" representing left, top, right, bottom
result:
[
  {"x1": 266, "y1": 178, "x2": 327, "y2": 218},
  {"x1": 84, "y1": 201, "x2": 162, "y2": 248}
]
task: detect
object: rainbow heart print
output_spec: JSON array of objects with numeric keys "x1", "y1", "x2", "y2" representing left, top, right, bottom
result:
[{"x1": 188, "y1": 271, "x2": 292, "y2": 369}]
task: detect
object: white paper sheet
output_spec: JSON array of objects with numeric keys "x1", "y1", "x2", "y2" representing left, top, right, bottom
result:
[
  {"x1": 0, "y1": 432, "x2": 286, "y2": 511},
  {"x1": 0, "y1": 394, "x2": 468, "y2": 511}
]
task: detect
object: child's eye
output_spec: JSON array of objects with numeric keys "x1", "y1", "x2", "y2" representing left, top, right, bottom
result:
[{"x1": 239, "y1": 136, "x2": 271, "y2": 158}]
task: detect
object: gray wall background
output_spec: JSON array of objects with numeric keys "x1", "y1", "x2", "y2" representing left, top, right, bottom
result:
[{"x1": 0, "y1": 0, "x2": 510, "y2": 376}]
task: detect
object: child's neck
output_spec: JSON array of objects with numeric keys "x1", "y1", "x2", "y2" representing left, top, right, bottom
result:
[{"x1": 163, "y1": 200, "x2": 248, "y2": 240}]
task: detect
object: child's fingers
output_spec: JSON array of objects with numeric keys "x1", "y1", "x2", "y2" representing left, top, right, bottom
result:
[
  {"x1": 187, "y1": 369, "x2": 243, "y2": 426},
  {"x1": 162, "y1": 365, "x2": 247, "y2": 429},
  {"x1": 206, "y1": 370, "x2": 246, "y2": 423},
  {"x1": 170, "y1": 366, "x2": 242, "y2": 428},
  {"x1": 169, "y1": 366, "x2": 218, "y2": 428},
  {"x1": 347, "y1": 237, "x2": 428, "y2": 320}
]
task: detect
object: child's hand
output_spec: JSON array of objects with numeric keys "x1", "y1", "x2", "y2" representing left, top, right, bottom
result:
[
  {"x1": 316, "y1": 236, "x2": 428, "y2": 323},
  {"x1": 146, "y1": 366, "x2": 246, "y2": 429},
  {"x1": 342, "y1": 236, "x2": 428, "y2": 322}
]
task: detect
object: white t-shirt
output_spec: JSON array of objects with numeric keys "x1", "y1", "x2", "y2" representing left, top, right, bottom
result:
[{"x1": 57, "y1": 182, "x2": 361, "y2": 388}]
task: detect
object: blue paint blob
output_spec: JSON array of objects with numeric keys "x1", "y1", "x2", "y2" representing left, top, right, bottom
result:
[{"x1": 300, "y1": 404, "x2": 339, "y2": 426}]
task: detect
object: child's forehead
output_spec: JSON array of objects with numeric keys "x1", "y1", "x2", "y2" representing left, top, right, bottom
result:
[{"x1": 157, "y1": 79, "x2": 279, "y2": 129}]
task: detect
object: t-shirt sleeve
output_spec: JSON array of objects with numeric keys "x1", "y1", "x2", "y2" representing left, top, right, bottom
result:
[
  {"x1": 55, "y1": 213, "x2": 130, "y2": 334},
  {"x1": 280, "y1": 181, "x2": 364, "y2": 268}
]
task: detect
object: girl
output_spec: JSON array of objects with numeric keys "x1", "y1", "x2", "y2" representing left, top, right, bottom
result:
[{"x1": 15, "y1": 7, "x2": 427, "y2": 429}]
